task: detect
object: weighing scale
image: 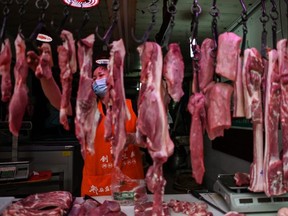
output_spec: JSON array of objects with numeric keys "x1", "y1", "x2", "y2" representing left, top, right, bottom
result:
[
  {"x1": 213, "y1": 174, "x2": 288, "y2": 213},
  {"x1": 0, "y1": 121, "x2": 32, "y2": 182}
]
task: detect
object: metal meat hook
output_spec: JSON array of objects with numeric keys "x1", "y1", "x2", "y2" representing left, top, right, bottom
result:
[
  {"x1": 131, "y1": 0, "x2": 158, "y2": 44},
  {"x1": 95, "y1": 19, "x2": 117, "y2": 46}
]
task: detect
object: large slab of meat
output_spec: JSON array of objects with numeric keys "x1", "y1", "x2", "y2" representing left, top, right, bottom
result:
[
  {"x1": 103, "y1": 39, "x2": 130, "y2": 166},
  {"x1": 137, "y1": 41, "x2": 174, "y2": 215},
  {"x1": 57, "y1": 30, "x2": 77, "y2": 130},
  {"x1": 0, "y1": 38, "x2": 12, "y2": 102},
  {"x1": 2, "y1": 191, "x2": 72, "y2": 216},
  {"x1": 75, "y1": 34, "x2": 100, "y2": 158},
  {"x1": 162, "y1": 43, "x2": 184, "y2": 102},
  {"x1": 263, "y1": 49, "x2": 286, "y2": 197},
  {"x1": 241, "y1": 48, "x2": 265, "y2": 192},
  {"x1": 216, "y1": 32, "x2": 242, "y2": 81},
  {"x1": 8, "y1": 34, "x2": 29, "y2": 137},
  {"x1": 205, "y1": 82, "x2": 233, "y2": 140},
  {"x1": 187, "y1": 92, "x2": 206, "y2": 184},
  {"x1": 198, "y1": 38, "x2": 215, "y2": 92},
  {"x1": 278, "y1": 39, "x2": 288, "y2": 190}
]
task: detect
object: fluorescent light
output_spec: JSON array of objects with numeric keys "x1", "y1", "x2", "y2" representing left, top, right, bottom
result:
[
  {"x1": 95, "y1": 58, "x2": 109, "y2": 65},
  {"x1": 62, "y1": 0, "x2": 100, "y2": 8},
  {"x1": 36, "y1": 33, "x2": 52, "y2": 42}
]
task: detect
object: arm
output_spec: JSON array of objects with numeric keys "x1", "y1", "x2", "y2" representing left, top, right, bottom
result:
[{"x1": 26, "y1": 51, "x2": 73, "y2": 116}]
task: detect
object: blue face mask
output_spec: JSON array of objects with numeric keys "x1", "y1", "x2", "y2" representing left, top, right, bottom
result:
[{"x1": 92, "y1": 78, "x2": 107, "y2": 98}]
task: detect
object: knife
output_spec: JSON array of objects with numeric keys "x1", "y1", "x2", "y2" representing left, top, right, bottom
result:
[{"x1": 190, "y1": 190, "x2": 227, "y2": 214}]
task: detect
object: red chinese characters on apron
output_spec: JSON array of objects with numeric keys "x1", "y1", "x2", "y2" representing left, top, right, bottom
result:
[{"x1": 81, "y1": 99, "x2": 144, "y2": 196}]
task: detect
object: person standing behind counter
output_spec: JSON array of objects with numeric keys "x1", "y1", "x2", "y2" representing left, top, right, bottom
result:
[
  {"x1": 83, "y1": 65, "x2": 144, "y2": 196},
  {"x1": 27, "y1": 53, "x2": 144, "y2": 196}
]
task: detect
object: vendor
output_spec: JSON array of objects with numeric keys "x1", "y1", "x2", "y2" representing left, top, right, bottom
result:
[
  {"x1": 27, "y1": 53, "x2": 144, "y2": 196},
  {"x1": 81, "y1": 65, "x2": 144, "y2": 196}
]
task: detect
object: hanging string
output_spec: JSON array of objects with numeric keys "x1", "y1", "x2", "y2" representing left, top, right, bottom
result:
[
  {"x1": 96, "y1": 0, "x2": 120, "y2": 45},
  {"x1": 54, "y1": 5, "x2": 70, "y2": 34},
  {"x1": 77, "y1": 9, "x2": 90, "y2": 39},
  {"x1": 190, "y1": 0, "x2": 201, "y2": 93},
  {"x1": 29, "y1": 0, "x2": 49, "y2": 41},
  {"x1": 16, "y1": 0, "x2": 28, "y2": 37},
  {"x1": 259, "y1": 0, "x2": 269, "y2": 59},
  {"x1": 239, "y1": 0, "x2": 248, "y2": 57},
  {"x1": 209, "y1": 0, "x2": 219, "y2": 52},
  {"x1": 131, "y1": 0, "x2": 158, "y2": 44},
  {"x1": 269, "y1": 0, "x2": 278, "y2": 49},
  {"x1": 0, "y1": 0, "x2": 13, "y2": 46},
  {"x1": 160, "y1": 0, "x2": 177, "y2": 48},
  {"x1": 284, "y1": 0, "x2": 288, "y2": 39}
]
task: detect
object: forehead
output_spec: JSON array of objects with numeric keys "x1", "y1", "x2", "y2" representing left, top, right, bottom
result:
[{"x1": 93, "y1": 66, "x2": 108, "y2": 76}]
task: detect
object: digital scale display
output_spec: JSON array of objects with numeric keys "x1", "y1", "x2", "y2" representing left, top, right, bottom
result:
[{"x1": 0, "y1": 167, "x2": 16, "y2": 179}]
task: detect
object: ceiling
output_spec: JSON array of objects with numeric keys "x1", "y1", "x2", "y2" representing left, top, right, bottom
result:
[{"x1": 0, "y1": 0, "x2": 260, "y2": 74}]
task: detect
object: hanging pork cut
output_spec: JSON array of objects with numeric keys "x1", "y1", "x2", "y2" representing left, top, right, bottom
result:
[
  {"x1": 233, "y1": 54, "x2": 245, "y2": 117},
  {"x1": 35, "y1": 43, "x2": 53, "y2": 79},
  {"x1": 162, "y1": 43, "x2": 184, "y2": 102},
  {"x1": 0, "y1": 38, "x2": 12, "y2": 102},
  {"x1": 205, "y1": 82, "x2": 233, "y2": 140},
  {"x1": 57, "y1": 30, "x2": 77, "y2": 130},
  {"x1": 263, "y1": 49, "x2": 286, "y2": 197},
  {"x1": 103, "y1": 39, "x2": 130, "y2": 166},
  {"x1": 198, "y1": 38, "x2": 215, "y2": 92},
  {"x1": 137, "y1": 41, "x2": 174, "y2": 215},
  {"x1": 216, "y1": 32, "x2": 242, "y2": 81},
  {"x1": 241, "y1": 48, "x2": 265, "y2": 192},
  {"x1": 278, "y1": 39, "x2": 288, "y2": 190},
  {"x1": 75, "y1": 34, "x2": 100, "y2": 158},
  {"x1": 8, "y1": 34, "x2": 29, "y2": 137},
  {"x1": 187, "y1": 92, "x2": 206, "y2": 184}
]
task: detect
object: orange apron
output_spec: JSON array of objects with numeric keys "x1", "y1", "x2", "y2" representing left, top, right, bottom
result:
[{"x1": 81, "y1": 99, "x2": 144, "y2": 196}]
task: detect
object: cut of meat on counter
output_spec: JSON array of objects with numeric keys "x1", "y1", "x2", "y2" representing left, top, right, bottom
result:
[
  {"x1": 104, "y1": 38, "x2": 130, "y2": 166},
  {"x1": 278, "y1": 39, "x2": 288, "y2": 191},
  {"x1": 187, "y1": 92, "x2": 206, "y2": 185},
  {"x1": 216, "y1": 32, "x2": 242, "y2": 81},
  {"x1": 57, "y1": 30, "x2": 77, "y2": 131},
  {"x1": 8, "y1": 34, "x2": 29, "y2": 137},
  {"x1": 2, "y1": 191, "x2": 73, "y2": 216},
  {"x1": 242, "y1": 48, "x2": 265, "y2": 192},
  {"x1": 136, "y1": 41, "x2": 174, "y2": 215},
  {"x1": 69, "y1": 196, "x2": 126, "y2": 216},
  {"x1": 263, "y1": 49, "x2": 286, "y2": 197},
  {"x1": 224, "y1": 212, "x2": 246, "y2": 216},
  {"x1": 0, "y1": 38, "x2": 12, "y2": 102},
  {"x1": 205, "y1": 82, "x2": 233, "y2": 140},
  {"x1": 162, "y1": 43, "x2": 185, "y2": 102},
  {"x1": 75, "y1": 34, "x2": 100, "y2": 158}
]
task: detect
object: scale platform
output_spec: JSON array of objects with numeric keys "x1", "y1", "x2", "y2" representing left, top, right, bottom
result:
[
  {"x1": 213, "y1": 174, "x2": 288, "y2": 213},
  {"x1": 0, "y1": 159, "x2": 32, "y2": 182}
]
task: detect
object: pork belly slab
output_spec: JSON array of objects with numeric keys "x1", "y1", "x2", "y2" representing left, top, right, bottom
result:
[
  {"x1": 216, "y1": 32, "x2": 242, "y2": 81},
  {"x1": 278, "y1": 39, "x2": 288, "y2": 191},
  {"x1": 263, "y1": 49, "x2": 286, "y2": 197}
]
